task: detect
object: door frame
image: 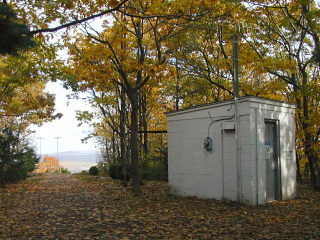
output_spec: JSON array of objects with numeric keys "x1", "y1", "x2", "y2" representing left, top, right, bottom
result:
[{"x1": 264, "y1": 119, "x2": 282, "y2": 202}]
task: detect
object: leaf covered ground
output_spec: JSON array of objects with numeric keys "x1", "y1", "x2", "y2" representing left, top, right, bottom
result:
[{"x1": 0, "y1": 174, "x2": 319, "y2": 239}]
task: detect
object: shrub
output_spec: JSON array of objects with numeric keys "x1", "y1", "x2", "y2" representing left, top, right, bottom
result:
[
  {"x1": 89, "y1": 166, "x2": 99, "y2": 176},
  {"x1": 0, "y1": 127, "x2": 39, "y2": 187},
  {"x1": 61, "y1": 168, "x2": 70, "y2": 174},
  {"x1": 4, "y1": 165, "x2": 28, "y2": 183},
  {"x1": 141, "y1": 161, "x2": 168, "y2": 181},
  {"x1": 97, "y1": 161, "x2": 108, "y2": 176},
  {"x1": 108, "y1": 164, "x2": 119, "y2": 179},
  {"x1": 140, "y1": 152, "x2": 168, "y2": 181},
  {"x1": 108, "y1": 163, "x2": 130, "y2": 181}
]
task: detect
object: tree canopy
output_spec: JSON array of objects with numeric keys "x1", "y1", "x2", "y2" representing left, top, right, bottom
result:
[
  {"x1": 1, "y1": 0, "x2": 320, "y2": 191},
  {"x1": 0, "y1": 2, "x2": 35, "y2": 55}
]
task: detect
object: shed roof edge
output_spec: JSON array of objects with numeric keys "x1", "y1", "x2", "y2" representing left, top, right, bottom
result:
[{"x1": 165, "y1": 96, "x2": 296, "y2": 116}]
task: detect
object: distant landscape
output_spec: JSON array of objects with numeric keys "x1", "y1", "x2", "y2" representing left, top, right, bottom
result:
[{"x1": 41, "y1": 150, "x2": 100, "y2": 173}]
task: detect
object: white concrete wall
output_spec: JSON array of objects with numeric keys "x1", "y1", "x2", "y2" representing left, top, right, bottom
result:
[
  {"x1": 221, "y1": 129, "x2": 237, "y2": 201},
  {"x1": 168, "y1": 101, "x2": 236, "y2": 200},
  {"x1": 239, "y1": 112, "x2": 254, "y2": 205},
  {"x1": 249, "y1": 98, "x2": 296, "y2": 204},
  {"x1": 167, "y1": 97, "x2": 296, "y2": 205}
]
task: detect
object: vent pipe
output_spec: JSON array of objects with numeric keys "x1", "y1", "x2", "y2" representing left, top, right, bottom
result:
[
  {"x1": 233, "y1": 34, "x2": 242, "y2": 203},
  {"x1": 233, "y1": 34, "x2": 239, "y2": 99}
]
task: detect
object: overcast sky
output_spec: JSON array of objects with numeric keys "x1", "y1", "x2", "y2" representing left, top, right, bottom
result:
[
  {"x1": 31, "y1": 81, "x2": 97, "y2": 155},
  {"x1": 31, "y1": 17, "x2": 106, "y2": 156}
]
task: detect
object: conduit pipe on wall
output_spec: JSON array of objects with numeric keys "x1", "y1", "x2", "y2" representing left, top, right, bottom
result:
[{"x1": 207, "y1": 113, "x2": 235, "y2": 138}]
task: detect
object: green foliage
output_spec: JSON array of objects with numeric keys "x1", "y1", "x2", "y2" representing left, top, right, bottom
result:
[
  {"x1": 108, "y1": 163, "x2": 130, "y2": 181},
  {"x1": 60, "y1": 168, "x2": 70, "y2": 174},
  {"x1": 54, "y1": 168, "x2": 70, "y2": 174},
  {"x1": 140, "y1": 151, "x2": 168, "y2": 181},
  {"x1": 0, "y1": 127, "x2": 39, "y2": 186},
  {"x1": 0, "y1": 3, "x2": 35, "y2": 55},
  {"x1": 96, "y1": 161, "x2": 108, "y2": 176},
  {"x1": 89, "y1": 166, "x2": 99, "y2": 176}
]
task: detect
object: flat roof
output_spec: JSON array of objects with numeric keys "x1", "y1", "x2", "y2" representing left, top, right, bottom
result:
[{"x1": 166, "y1": 96, "x2": 296, "y2": 116}]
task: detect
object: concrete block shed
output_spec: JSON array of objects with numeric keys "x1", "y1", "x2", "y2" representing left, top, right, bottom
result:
[{"x1": 166, "y1": 96, "x2": 296, "y2": 205}]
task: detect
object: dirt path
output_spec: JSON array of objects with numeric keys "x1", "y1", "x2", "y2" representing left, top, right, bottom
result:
[
  {"x1": 0, "y1": 174, "x2": 109, "y2": 239},
  {"x1": 1, "y1": 173, "x2": 320, "y2": 239}
]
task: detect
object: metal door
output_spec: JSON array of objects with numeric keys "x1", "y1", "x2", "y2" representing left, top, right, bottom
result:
[{"x1": 265, "y1": 121, "x2": 280, "y2": 202}]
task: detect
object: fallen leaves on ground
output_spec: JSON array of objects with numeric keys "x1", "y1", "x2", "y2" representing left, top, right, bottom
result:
[{"x1": 0, "y1": 174, "x2": 319, "y2": 239}]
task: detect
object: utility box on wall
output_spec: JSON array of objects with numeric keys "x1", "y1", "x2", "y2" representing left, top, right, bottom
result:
[{"x1": 166, "y1": 96, "x2": 296, "y2": 205}]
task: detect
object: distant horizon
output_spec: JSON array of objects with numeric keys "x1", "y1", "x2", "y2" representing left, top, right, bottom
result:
[
  {"x1": 32, "y1": 81, "x2": 98, "y2": 155},
  {"x1": 38, "y1": 150, "x2": 100, "y2": 173},
  {"x1": 40, "y1": 149, "x2": 99, "y2": 156}
]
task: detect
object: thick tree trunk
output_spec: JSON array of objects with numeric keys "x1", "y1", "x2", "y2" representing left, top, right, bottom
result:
[
  {"x1": 128, "y1": 90, "x2": 142, "y2": 195},
  {"x1": 296, "y1": 150, "x2": 303, "y2": 183},
  {"x1": 301, "y1": 87, "x2": 320, "y2": 190},
  {"x1": 304, "y1": 133, "x2": 320, "y2": 190}
]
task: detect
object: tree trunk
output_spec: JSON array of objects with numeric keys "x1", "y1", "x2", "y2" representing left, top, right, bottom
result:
[
  {"x1": 141, "y1": 93, "x2": 149, "y2": 155},
  {"x1": 304, "y1": 132, "x2": 320, "y2": 190},
  {"x1": 175, "y1": 57, "x2": 181, "y2": 111},
  {"x1": 119, "y1": 90, "x2": 127, "y2": 183},
  {"x1": 128, "y1": 90, "x2": 142, "y2": 195},
  {"x1": 104, "y1": 138, "x2": 110, "y2": 162},
  {"x1": 301, "y1": 86, "x2": 320, "y2": 190},
  {"x1": 0, "y1": 166, "x2": 5, "y2": 188},
  {"x1": 120, "y1": 90, "x2": 127, "y2": 161},
  {"x1": 112, "y1": 130, "x2": 116, "y2": 162},
  {"x1": 296, "y1": 150, "x2": 303, "y2": 183},
  {"x1": 139, "y1": 92, "x2": 143, "y2": 159}
]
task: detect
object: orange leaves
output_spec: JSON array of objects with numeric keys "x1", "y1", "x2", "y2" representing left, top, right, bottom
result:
[
  {"x1": 1, "y1": 174, "x2": 320, "y2": 239},
  {"x1": 108, "y1": 0, "x2": 120, "y2": 8},
  {"x1": 59, "y1": 0, "x2": 74, "y2": 9},
  {"x1": 35, "y1": 155, "x2": 64, "y2": 173}
]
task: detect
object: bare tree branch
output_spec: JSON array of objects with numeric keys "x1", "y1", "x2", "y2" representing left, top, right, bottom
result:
[{"x1": 28, "y1": 0, "x2": 129, "y2": 35}]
